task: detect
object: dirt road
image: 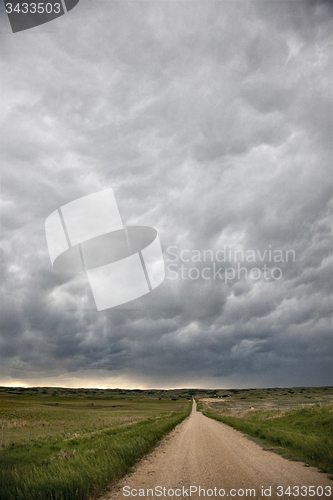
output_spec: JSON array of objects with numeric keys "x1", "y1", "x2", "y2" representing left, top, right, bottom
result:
[{"x1": 100, "y1": 401, "x2": 332, "y2": 499}]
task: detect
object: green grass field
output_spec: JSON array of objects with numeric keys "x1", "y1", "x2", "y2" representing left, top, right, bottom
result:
[
  {"x1": 0, "y1": 387, "x2": 192, "y2": 500},
  {"x1": 1, "y1": 386, "x2": 332, "y2": 499},
  {"x1": 202, "y1": 389, "x2": 333, "y2": 477},
  {"x1": 0, "y1": 387, "x2": 191, "y2": 445}
]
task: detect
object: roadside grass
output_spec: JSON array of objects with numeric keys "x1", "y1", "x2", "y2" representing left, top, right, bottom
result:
[
  {"x1": 203, "y1": 404, "x2": 333, "y2": 476},
  {"x1": 0, "y1": 405, "x2": 191, "y2": 500},
  {"x1": 196, "y1": 401, "x2": 203, "y2": 411}
]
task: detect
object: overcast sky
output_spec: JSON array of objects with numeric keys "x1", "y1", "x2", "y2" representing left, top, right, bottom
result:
[{"x1": 0, "y1": 0, "x2": 332, "y2": 389}]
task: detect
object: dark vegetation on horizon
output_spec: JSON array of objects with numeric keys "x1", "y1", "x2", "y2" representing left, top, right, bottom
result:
[{"x1": 1, "y1": 384, "x2": 332, "y2": 398}]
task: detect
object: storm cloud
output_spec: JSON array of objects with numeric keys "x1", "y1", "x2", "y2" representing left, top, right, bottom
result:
[{"x1": 0, "y1": 0, "x2": 332, "y2": 388}]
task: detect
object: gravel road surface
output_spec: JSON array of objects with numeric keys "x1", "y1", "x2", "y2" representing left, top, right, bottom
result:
[{"x1": 98, "y1": 401, "x2": 332, "y2": 500}]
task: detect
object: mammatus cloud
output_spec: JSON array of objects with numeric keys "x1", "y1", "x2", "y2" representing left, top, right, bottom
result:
[{"x1": 0, "y1": 0, "x2": 332, "y2": 388}]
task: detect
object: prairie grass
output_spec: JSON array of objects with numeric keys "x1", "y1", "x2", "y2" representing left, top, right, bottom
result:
[
  {"x1": 203, "y1": 404, "x2": 333, "y2": 476},
  {"x1": 0, "y1": 406, "x2": 191, "y2": 500},
  {"x1": 196, "y1": 401, "x2": 203, "y2": 411},
  {"x1": 0, "y1": 389, "x2": 188, "y2": 445}
]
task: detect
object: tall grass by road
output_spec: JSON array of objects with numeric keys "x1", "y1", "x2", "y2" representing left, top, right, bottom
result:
[
  {"x1": 0, "y1": 406, "x2": 191, "y2": 500},
  {"x1": 203, "y1": 404, "x2": 333, "y2": 476}
]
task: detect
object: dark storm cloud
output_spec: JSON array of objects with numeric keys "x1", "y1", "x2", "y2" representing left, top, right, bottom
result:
[{"x1": 0, "y1": 0, "x2": 332, "y2": 388}]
